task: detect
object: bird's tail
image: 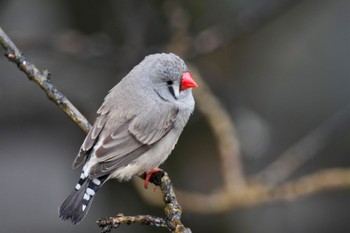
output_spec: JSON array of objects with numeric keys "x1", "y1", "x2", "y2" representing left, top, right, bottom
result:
[{"x1": 59, "y1": 174, "x2": 108, "y2": 224}]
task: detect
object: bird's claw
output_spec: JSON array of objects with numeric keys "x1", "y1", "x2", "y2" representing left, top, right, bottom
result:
[{"x1": 144, "y1": 168, "x2": 163, "y2": 188}]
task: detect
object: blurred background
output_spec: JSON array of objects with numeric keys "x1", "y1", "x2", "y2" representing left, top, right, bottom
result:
[{"x1": 0, "y1": 0, "x2": 350, "y2": 232}]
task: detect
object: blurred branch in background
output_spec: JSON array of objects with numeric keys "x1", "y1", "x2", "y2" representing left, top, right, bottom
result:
[
  {"x1": 0, "y1": 27, "x2": 190, "y2": 233},
  {"x1": 3, "y1": 0, "x2": 298, "y2": 64},
  {"x1": 174, "y1": 168, "x2": 350, "y2": 214},
  {"x1": 255, "y1": 105, "x2": 350, "y2": 186},
  {"x1": 165, "y1": 0, "x2": 300, "y2": 58},
  {"x1": 191, "y1": 66, "x2": 245, "y2": 190}
]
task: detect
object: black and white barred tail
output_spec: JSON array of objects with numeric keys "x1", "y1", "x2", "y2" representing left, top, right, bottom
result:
[{"x1": 59, "y1": 174, "x2": 108, "y2": 224}]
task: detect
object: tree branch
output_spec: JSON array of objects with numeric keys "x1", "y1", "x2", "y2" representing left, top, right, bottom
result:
[
  {"x1": 98, "y1": 171, "x2": 191, "y2": 233},
  {"x1": 0, "y1": 27, "x2": 91, "y2": 134},
  {"x1": 254, "y1": 105, "x2": 350, "y2": 186},
  {"x1": 190, "y1": 66, "x2": 245, "y2": 190},
  {"x1": 97, "y1": 214, "x2": 167, "y2": 233},
  {"x1": 174, "y1": 168, "x2": 350, "y2": 214}
]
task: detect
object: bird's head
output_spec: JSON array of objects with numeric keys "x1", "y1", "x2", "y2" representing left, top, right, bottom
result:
[{"x1": 139, "y1": 53, "x2": 198, "y2": 102}]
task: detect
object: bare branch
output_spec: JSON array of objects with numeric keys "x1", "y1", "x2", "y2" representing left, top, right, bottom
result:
[
  {"x1": 174, "y1": 168, "x2": 350, "y2": 214},
  {"x1": 97, "y1": 214, "x2": 167, "y2": 233},
  {"x1": 255, "y1": 105, "x2": 350, "y2": 186},
  {"x1": 190, "y1": 66, "x2": 245, "y2": 190},
  {"x1": 98, "y1": 171, "x2": 191, "y2": 233},
  {"x1": 0, "y1": 27, "x2": 91, "y2": 134},
  {"x1": 164, "y1": 2, "x2": 246, "y2": 189}
]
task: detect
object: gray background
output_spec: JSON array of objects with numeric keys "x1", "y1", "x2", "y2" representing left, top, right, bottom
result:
[{"x1": 0, "y1": 0, "x2": 349, "y2": 232}]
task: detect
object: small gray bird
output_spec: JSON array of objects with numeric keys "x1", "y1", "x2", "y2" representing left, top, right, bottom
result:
[{"x1": 59, "y1": 53, "x2": 198, "y2": 224}]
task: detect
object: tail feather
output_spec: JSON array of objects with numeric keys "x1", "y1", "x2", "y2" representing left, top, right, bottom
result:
[{"x1": 59, "y1": 175, "x2": 108, "y2": 224}]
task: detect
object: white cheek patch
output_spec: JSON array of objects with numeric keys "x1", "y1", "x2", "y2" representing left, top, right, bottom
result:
[{"x1": 82, "y1": 204, "x2": 87, "y2": 211}]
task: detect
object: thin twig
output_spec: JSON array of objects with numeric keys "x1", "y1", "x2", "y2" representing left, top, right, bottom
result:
[
  {"x1": 158, "y1": 171, "x2": 190, "y2": 233},
  {"x1": 97, "y1": 214, "x2": 167, "y2": 233},
  {"x1": 0, "y1": 27, "x2": 91, "y2": 134}
]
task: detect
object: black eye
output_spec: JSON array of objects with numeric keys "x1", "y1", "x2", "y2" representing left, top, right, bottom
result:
[{"x1": 167, "y1": 80, "x2": 173, "y2": 85}]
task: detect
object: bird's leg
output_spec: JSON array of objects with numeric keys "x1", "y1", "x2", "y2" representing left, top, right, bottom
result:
[{"x1": 144, "y1": 168, "x2": 163, "y2": 189}]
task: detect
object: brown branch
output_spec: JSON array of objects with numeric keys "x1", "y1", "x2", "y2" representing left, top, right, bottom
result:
[
  {"x1": 0, "y1": 27, "x2": 190, "y2": 232},
  {"x1": 254, "y1": 105, "x2": 350, "y2": 185},
  {"x1": 0, "y1": 27, "x2": 91, "y2": 134},
  {"x1": 174, "y1": 168, "x2": 350, "y2": 214},
  {"x1": 190, "y1": 66, "x2": 245, "y2": 189},
  {"x1": 164, "y1": 2, "x2": 246, "y2": 189},
  {"x1": 97, "y1": 214, "x2": 167, "y2": 233},
  {"x1": 98, "y1": 171, "x2": 191, "y2": 233}
]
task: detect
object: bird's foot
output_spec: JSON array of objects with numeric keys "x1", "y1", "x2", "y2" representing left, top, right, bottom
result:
[{"x1": 144, "y1": 168, "x2": 163, "y2": 189}]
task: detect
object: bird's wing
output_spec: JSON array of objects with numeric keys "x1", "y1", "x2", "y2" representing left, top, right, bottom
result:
[
  {"x1": 129, "y1": 104, "x2": 179, "y2": 145},
  {"x1": 72, "y1": 114, "x2": 109, "y2": 169},
  {"x1": 88, "y1": 104, "x2": 179, "y2": 178}
]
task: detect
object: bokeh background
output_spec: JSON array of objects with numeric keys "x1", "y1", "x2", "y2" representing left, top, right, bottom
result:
[{"x1": 1, "y1": 0, "x2": 350, "y2": 232}]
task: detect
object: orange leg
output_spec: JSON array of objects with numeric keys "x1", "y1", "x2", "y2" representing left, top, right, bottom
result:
[{"x1": 144, "y1": 168, "x2": 162, "y2": 189}]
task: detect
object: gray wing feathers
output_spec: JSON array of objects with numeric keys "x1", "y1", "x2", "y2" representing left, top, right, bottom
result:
[
  {"x1": 94, "y1": 121, "x2": 143, "y2": 161},
  {"x1": 72, "y1": 114, "x2": 108, "y2": 169},
  {"x1": 89, "y1": 120, "x2": 152, "y2": 178},
  {"x1": 89, "y1": 145, "x2": 150, "y2": 178},
  {"x1": 129, "y1": 106, "x2": 179, "y2": 145}
]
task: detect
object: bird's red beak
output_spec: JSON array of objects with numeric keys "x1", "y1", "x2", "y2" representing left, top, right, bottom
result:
[{"x1": 181, "y1": 72, "x2": 198, "y2": 91}]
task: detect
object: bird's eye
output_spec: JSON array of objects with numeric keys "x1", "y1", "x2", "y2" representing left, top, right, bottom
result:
[{"x1": 167, "y1": 80, "x2": 173, "y2": 85}]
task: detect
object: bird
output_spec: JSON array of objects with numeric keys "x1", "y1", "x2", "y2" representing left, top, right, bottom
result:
[{"x1": 58, "y1": 53, "x2": 198, "y2": 224}]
